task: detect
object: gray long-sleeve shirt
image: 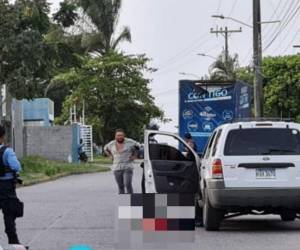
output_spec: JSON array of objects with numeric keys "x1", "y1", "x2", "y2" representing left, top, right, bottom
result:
[{"x1": 104, "y1": 138, "x2": 139, "y2": 171}]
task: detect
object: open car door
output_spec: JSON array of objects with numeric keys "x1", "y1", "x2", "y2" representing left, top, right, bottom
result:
[{"x1": 144, "y1": 130, "x2": 201, "y2": 193}]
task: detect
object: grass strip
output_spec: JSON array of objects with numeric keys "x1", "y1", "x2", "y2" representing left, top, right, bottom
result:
[{"x1": 19, "y1": 156, "x2": 111, "y2": 186}]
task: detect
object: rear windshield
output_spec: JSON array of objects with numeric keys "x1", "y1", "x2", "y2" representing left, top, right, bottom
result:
[{"x1": 224, "y1": 128, "x2": 300, "y2": 156}]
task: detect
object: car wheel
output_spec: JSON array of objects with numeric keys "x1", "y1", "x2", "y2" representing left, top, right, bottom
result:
[
  {"x1": 280, "y1": 212, "x2": 296, "y2": 221},
  {"x1": 203, "y1": 189, "x2": 223, "y2": 231}
]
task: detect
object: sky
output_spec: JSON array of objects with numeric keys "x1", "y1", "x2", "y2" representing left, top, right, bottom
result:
[{"x1": 49, "y1": 0, "x2": 300, "y2": 133}]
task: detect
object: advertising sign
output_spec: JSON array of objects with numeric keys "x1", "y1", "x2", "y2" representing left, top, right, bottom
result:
[{"x1": 179, "y1": 80, "x2": 251, "y2": 153}]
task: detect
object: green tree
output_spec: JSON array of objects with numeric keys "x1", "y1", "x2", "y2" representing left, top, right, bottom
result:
[
  {"x1": 209, "y1": 51, "x2": 239, "y2": 81},
  {"x1": 236, "y1": 66, "x2": 254, "y2": 86},
  {"x1": 0, "y1": 0, "x2": 56, "y2": 99},
  {"x1": 263, "y1": 54, "x2": 300, "y2": 119},
  {"x1": 0, "y1": 0, "x2": 82, "y2": 117},
  {"x1": 53, "y1": 1, "x2": 78, "y2": 28},
  {"x1": 43, "y1": 23, "x2": 83, "y2": 117},
  {"x1": 54, "y1": 0, "x2": 131, "y2": 55},
  {"x1": 54, "y1": 52, "x2": 164, "y2": 143}
]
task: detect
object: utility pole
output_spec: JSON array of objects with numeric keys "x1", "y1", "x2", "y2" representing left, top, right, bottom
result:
[
  {"x1": 210, "y1": 26, "x2": 242, "y2": 63},
  {"x1": 253, "y1": 0, "x2": 263, "y2": 118}
]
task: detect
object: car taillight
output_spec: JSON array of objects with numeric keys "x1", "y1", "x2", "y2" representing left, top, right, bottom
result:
[{"x1": 212, "y1": 159, "x2": 223, "y2": 179}]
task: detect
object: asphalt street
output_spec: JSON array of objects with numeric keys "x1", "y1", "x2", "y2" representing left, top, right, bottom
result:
[{"x1": 0, "y1": 163, "x2": 300, "y2": 250}]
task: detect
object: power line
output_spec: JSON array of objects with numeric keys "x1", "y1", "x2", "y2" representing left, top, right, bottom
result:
[
  {"x1": 155, "y1": 36, "x2": 212, "y2": 73},
  {"x1": 263, "y1": 0, "x2": 296, "y2": 46},
  {"x1": 262, "y1": 0, "x2": 283, "y2": 40},
  {"x1": 281, "y1": 26, "x2": 300, "y2": 54},
  {"x1": 213, "y1": 0, "x2": 222, "y2": 27},
  {"x1": 225, "y1": 0, "x2": 238, "y2": 26},
  {"x1": 242, "y1": 0, "x2": 293, "y2": 65},
  {"x1": 154, "y1": 39, "x2": 221, "y2": 77},
  {"x1": 155, "y1": 56, "x2": 199, "y2": 77},
  {"x1": 263, "y1": 0, "x2": 300, "y2": 52},
  {"x1": 240, "y1": 1, "x2": 283, "y2": 65},
  {"x1": 264, "y1": 4, "x2": 300, "y2": 52},
  {"x1": 156, "y1": 32, "x2": 211, "y2": 70},
  {"x1": 272, "y1": 3, "x2": 300, "y2": 54}
]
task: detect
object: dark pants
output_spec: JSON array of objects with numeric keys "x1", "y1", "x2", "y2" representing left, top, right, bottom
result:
[
  {"x1": 114, "y1": 169, "x2": 134, "y2": 194},
  {"x1": 0, "y1": 180, "x2": 20, "y2": 244},
  {"x1": 141, "y1": 171, "x2": 145, "y2": 194},
  {"x1": 140, "y1": 162, "x2": 145, "y2": 194}
]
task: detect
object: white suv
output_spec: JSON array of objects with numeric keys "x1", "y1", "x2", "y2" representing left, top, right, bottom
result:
[{"x1": 200, "y1": 121, "x2": 300, "y2": 230}]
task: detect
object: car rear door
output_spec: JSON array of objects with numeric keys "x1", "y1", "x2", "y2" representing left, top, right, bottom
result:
[
  {"x1": 144, "y1": 130, "x2": 201, "y2": 193},
  {"x1": 221, "y1": 125, "x2": 300, "y2": 188}
]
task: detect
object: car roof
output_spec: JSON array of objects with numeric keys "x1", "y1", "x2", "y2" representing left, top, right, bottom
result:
[{"x1": 215, "y1": 121, "x2": 300, "y2": 132}]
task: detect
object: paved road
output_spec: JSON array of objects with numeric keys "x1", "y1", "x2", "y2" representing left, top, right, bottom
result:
[{"x1": 0, "y1": 164, "x2": 300, "y2": 250}]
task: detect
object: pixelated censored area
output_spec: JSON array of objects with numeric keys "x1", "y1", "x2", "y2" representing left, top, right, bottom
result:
[{"x1": 118, "y1": 194, "x2": 195, "y2": 231}]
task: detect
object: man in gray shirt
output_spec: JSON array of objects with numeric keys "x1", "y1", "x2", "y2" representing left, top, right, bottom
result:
[{"x1": 104, "y1": 129, "x2": 139, "y2": 194}]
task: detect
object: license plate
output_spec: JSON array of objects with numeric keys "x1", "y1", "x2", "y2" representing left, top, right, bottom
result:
[{"x1": 256, "y1": 168, "x2": 276, "y2": 179}]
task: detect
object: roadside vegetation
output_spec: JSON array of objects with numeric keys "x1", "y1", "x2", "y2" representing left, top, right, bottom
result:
[
  {"x1": 210, "y1": 51, "x2": 300, "y2": 122},
  {"x1": 19, "y1": 156, "x2": 111, "y2": 186}
]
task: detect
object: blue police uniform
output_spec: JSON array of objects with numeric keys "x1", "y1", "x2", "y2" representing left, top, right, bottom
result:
[
  {"x1": 0, "y1": 144, "x2": 22, "y2": 244},
  {"x1": 0, "y1": 145, "x2": 21, "y2": 180}
]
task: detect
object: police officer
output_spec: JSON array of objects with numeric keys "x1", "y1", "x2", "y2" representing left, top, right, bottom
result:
[
  {"x1": 183, "y1": 132, "x2": 198, "y2": 161},
  {"x1": 0, "y1": 125, "x2": 23, "y2": 245}
]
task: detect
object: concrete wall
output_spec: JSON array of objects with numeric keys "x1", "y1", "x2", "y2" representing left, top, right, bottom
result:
[{"x1": 24, "y1": 126, "x2": 73, "y2": 162}]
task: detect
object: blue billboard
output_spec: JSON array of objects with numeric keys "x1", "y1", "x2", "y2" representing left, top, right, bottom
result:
[{"x1": 179, "y1": 80, "x2": 252, "y2": 153}]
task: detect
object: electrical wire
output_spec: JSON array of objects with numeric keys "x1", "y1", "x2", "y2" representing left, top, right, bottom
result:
[
  {"x1": 280, "y1": 26, "x2": 300, "y2": 54},
  {"x1": 225, "y1": 0, "x2": 238, "y2": 26},
  {"x1": 271, "y1": 2, "x2": 300, "y2": 54},
  {"x1": 263, "y1": 0, "x2": 300, "y2": 52},
  {"x1": 262, "y1": 0, "x2": 283, "y2": 40},
  {"x1": 213, "y1": 0, "x2": 222, "y2": 26},
  {"x1": 263, "y1": 0, "x2": 296, "y2": 47},
  {"x1": 240, "y1": 0, "x2": 282, "y2": 65},
  {"x1": 156, "y1": 32, "x2": 211, "y2": 71},
  {"x1": 154, "y1": 41, "x2": 220, "y2": 77}
]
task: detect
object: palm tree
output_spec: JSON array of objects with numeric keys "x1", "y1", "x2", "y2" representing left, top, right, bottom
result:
[
  {"x1": 55, "y1": 0, "x2": 131, "y2": 55},
  {"x1": 209, "y1": 51, "x2": 239, "y2": 81},
  {"x1": 74, "y1": 0, "x2": 131, "y2": 55}
]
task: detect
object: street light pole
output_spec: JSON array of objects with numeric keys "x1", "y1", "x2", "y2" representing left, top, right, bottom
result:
[
  {"x1": 253, "y1": 0, "x2": 263, "y2": 118},
  {"x1": 212, "y1": 14, "x2": 280, "y2": 28},
  {"x1": 212, "y1": 15, "x2": 253, "y2": 28}
]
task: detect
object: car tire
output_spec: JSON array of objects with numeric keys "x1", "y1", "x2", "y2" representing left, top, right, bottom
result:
[
  {"x1": 203, "y1": 189, "x2": 223, "y2": 231},
  {"x1": 280, "y1": 212, "x2": 296, "y2": 221}
]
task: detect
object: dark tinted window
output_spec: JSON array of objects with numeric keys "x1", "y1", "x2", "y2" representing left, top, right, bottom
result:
[
  {"x1": 224, "y1": 128, "x2": 300, "y2": 156},
  {"x1": 149, "y1": 134, "x2": 194, "y2": 162}
]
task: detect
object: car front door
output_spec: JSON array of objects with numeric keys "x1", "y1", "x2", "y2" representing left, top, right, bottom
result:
[{"x1": 144, "y1": 130, "x2": 201, "y2": 193}]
